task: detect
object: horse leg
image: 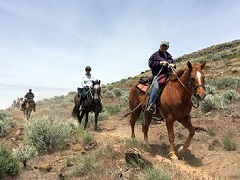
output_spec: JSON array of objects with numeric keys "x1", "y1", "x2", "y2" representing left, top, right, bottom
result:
[
  {"x1": 94, "y1": 112, "x2": 99, "y2": 131},
  {"x1": 166, "y1": 118, "x2": 178, "y2": 162},
  {"x1": 78, "y1": 111, "x2": 85, "y2": 124},
  {"x1": 178, "y1": 115, "x2": 195, "y2": 153},
  {"x1": 142, "y1": 113, "x2": 152, "y2": 149},
  {"x1": 84, "y1": 112, "x2": 89, "y2": 130},
  {"x1": 129, "y1": 108, "x2": 141, "y2": 138}
]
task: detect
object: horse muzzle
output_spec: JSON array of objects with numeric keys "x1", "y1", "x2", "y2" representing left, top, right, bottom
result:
[{"x1": 196, "y1": 93, "x2": 206, "y2": 101}]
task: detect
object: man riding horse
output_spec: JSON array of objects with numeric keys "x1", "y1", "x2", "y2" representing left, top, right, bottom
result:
[
  {"x1": 20, "y1": 89, "x2": 36, "y2": 112},
  {"x1": 78, "y1": 66, "x2": 101, "y2": 111},
  {"x1": 147, "y1": 40, "x2": 176, "y2": 113}
]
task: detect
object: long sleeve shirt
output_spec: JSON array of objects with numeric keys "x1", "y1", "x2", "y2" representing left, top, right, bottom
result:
[
  {"x1": 148, "y1": 50, "x2": 174, "y2": 76},
  {"x1": 80, "y1": 74, "x2": 96, "y2": 88}
]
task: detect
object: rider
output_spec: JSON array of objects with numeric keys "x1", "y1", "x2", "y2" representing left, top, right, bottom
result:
[
  {"x1": 147, "y1": 40, "x2": 176, "y2": 113},
  {"x1": 78, "y1": 66, "x2": 96, "y2": 111},
  {"x1": 21, "y1": 89, "x2": 36, "y2": 112}
]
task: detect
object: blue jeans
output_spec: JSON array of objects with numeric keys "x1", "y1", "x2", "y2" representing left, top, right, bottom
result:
[{"x1": 148, "y1": 76, "x2": 159, "y2": 107}]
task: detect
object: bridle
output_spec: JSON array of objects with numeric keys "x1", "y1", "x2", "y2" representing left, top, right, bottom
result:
[
  {"x1": 171, "y1": 67, "x2": 205, "y2": 108},
  {"x1": 87, "y1": 85, "x2": 101, "y2": 106}
]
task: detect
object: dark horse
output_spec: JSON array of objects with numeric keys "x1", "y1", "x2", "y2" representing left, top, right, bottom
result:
[
  {"x1": 72, "y1": 80, "x2": 102, "y2": 131},
  {"x1": 24, "y1": 99, "x2": 35, "y2": 120},
  {"x1": 128, "y1": 61, "x2": 206, "y2": 162}
]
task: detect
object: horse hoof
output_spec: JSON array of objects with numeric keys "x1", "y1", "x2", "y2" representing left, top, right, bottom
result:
[
  {"x1": 145, "y1": 145, "x2": 151, "y2": 151},
  {"x1": 170, "y1": 154, "x2": 178, "y2": 163},
  {"x1": 178, "y1": 146, "x2": 186, "y2": 153}
]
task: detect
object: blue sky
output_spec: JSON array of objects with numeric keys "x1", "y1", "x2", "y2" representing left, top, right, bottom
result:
[{"x1": 0, "y1": 0, "x2": 240, "y2": 109}]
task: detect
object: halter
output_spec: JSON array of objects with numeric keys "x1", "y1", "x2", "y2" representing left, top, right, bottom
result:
[{"x1": 86, "y1": 85, "x2": 101, "y2": 107}]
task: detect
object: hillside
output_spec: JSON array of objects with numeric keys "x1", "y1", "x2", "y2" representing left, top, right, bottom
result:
[{"x1": 1, "y1": 39, "x2": 240, "y2": 180}]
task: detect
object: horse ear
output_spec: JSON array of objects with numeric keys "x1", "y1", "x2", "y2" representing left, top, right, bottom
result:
[
  {"x1": 201, "y1": 61, "x2": 206, "y2": 69},
  {"x1": 99, "y1": 80, "x2": 101, "y2": 85},
  {"x1": 92, "y1": 80, "x2": 95, "y2": 85},
  {"x1": 187, "y1": 61, "x2": 192, "y2": 70}
]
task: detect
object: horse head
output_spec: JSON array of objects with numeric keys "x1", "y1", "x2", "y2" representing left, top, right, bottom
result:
[
  {"x1": 91, "y1": 79, "x2": 101, "y2": 103},
  {"x1": 187, "y1": 61, "x2": 206, "y2": 101}
]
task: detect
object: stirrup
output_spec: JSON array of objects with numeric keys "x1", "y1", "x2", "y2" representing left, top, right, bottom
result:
[{"x1": 146, "y1": 104, "x2": 154, "y2": 113}]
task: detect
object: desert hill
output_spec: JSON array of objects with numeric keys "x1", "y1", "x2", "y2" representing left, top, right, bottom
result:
[{"x1": 0, "y1": 39, "x2": 240, "y2": 179}]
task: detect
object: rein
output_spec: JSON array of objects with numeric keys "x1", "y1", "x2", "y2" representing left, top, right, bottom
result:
[{"x1": 170, "y1": 67, "x2": 204, "y2": 108}]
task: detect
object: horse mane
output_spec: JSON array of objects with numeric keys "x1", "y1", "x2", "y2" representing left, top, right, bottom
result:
[{"x1": 169, "y1": 67, "x2": 188, "y2": 81}]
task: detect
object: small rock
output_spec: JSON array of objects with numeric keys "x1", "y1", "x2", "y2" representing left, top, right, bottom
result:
[{"x1": 125, "y1": 148, "x2": 153, "y2": 169}]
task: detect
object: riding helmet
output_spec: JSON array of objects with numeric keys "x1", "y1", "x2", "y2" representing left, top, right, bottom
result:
[{"x1": 85, "y1": 66, "x2": 91, "y2": 70}]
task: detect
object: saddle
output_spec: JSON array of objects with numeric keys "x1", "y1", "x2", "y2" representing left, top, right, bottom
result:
[
  {"x1": 136, "y1": 76, "x2": 152, "y2": 93},
  {"x1": 137, "y1": 75, "x2": 170, "y2": 113}
]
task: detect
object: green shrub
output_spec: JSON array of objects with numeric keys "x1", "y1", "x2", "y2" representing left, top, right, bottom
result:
[
  {"x1": 13, "y1": 144, "x2": 38, "y2": 168},
  {"x1": 205, "y1": 85, "x2": 215, "y2": 95},
  {"x1": 0, "y1": 146, "x2": 20, "y2": 178},
  {"x1": 216, "y1": 77, "x2": 240, "y2": 88},
  {"x1": 144, "y1": 167, "x2": 171, "y2": 180},
  {"x1": 24, "y1": 116, "x2": 72, "y2": 152},
  {"x1": 201, "y1": 95, "x2": 215, "y2": 113},
  {"x1": 0, "y1": 110, "x2": 16, "y2": 137},
  {"x1": 112, "y1": 88, "x2": 122, "y2": 96},
  {"x1": 105, "y1": 90, "x2": 116, "y2": 98},
  {"x1": 104, "y1": 105, "x2": 120, "y2": 115},
  {"x1": 222, "y1": 90, "x2": 240, "y2": 103},
  {"x1": 119, "y1": 91, "x2": 129, "y2": 109},
  {"x1": 211, "y1": 54, "x2": 222, "y2": 61},
  {"x1": 222, "y1": 134, "x2": 237, "y2": 151},
  {"x1": 74, "y1": 126, "x2": 93, "y2": 146}
]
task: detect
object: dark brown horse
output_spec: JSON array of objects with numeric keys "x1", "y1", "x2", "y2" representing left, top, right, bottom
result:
[
  {"x1": 72, "y1": 80, "x2": 102, "y2": 131},
  {"x1": 23, "y1": 99, "x2": 35, "y2": 120},
  {"x1": 128, "y1": 61, "x2": 206, "y2": 161}
]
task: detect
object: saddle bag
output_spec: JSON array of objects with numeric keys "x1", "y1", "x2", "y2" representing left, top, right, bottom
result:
[{"x1": 157, "y1": 74, "x2": 166, "y2": 86}]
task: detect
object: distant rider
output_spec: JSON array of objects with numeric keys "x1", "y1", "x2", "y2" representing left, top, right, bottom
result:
[
  {"x1": 21, "y1": 89, "x2": 36, "y2": 112},
  {"x1": 78, "y1": 66, "x2": 96, "y2": 111}
]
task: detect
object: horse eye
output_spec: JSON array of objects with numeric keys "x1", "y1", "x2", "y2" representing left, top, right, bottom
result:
[{"x1": 191, "y1": 77, "x2": 195, "y2": 81}]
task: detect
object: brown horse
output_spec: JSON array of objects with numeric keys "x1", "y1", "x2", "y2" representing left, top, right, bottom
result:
[
  {"x1": 72, "y1": 80, "x2": 102, "y2": 130},
  {"x1": 128, "y1": 61, "x2": 206, "y2": 161},
  {"x1": 23, "y1": 99, "x2": 35, "y2": 120}
]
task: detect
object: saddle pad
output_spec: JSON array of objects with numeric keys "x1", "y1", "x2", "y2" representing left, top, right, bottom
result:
[{"x1": 137, "y1": 84, "x2": 149, "y2": 92}]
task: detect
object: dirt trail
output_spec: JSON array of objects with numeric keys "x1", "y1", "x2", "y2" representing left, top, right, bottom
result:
[
  {"x1": 5, "y1": 108, "x2": 240, "y2": 180},
  {"x1": 93, "y1": 114, "x2": 240, "y2": 180}
]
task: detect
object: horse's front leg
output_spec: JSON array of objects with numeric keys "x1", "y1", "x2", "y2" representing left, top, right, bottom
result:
[
  {"x1": 78, "y1": 111, "x2": 85, "y2": 124},
  {"x1": 178, "y1": 115, "x2": 195, "y2": 153},
  {"x1": 84, "y1": 112, "x2": 89, "y2": 130},
  {"x1": 94, "y1": 111, "x2": 100, "y2": 131},
  {"x1": 166, "y1": 118, "x2": 178, "y2": 162}
]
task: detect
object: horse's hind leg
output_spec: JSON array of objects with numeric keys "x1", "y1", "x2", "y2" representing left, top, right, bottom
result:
[
  {"x1": 178, "y1": 115, "x2": 195, "y2": 153},
  {"x1": 142, "y1": 113, "x2": 152, "y2": 149},
  {"x1": 129, "y1": 108, "x2": 141, "y2": 138}
]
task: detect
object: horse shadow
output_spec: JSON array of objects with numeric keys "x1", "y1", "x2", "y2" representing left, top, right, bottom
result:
[{"x1": 149, "y1": 143, "x2": 203, "y2": 167}]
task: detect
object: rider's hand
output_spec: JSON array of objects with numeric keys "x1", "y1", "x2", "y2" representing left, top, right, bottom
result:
[
  {"x1": 160, "y1": 61, "x2": 168, "y2": 66},
  {"x1": 168, "y1": 63, "x2": 176, "y2": 69}
]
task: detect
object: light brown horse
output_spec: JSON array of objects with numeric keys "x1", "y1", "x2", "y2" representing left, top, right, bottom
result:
[{"x1": 128, "y1": 61, "x2": 206, "y2": 161}]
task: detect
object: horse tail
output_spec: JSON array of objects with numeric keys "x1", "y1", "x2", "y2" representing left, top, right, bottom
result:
[{"x1": 72, "y1": 105, "x2": 77, "y2": 117}]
